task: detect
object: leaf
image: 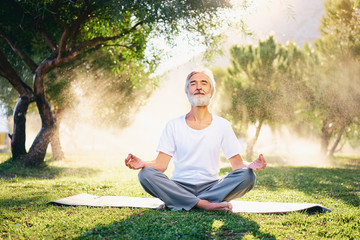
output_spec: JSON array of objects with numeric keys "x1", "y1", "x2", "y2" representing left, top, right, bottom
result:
[{"x1": 354, "y1": 0, "x2": 359, "y2": 9}]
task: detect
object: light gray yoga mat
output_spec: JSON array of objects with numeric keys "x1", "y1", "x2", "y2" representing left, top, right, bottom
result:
[{"x1": 50, "y1": 193, "x2": 331, "y2": 214}]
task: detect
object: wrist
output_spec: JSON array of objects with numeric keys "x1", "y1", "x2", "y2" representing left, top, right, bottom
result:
[{"x1": 234, "y1": 163, "x2": 248, "y2": 170}]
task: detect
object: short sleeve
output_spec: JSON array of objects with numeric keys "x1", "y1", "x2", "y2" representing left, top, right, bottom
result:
[
  {"x1": 156, "y1": 121, "x2": 176, "y2": 157},
  {"x1": 221, "y1": 121, "x2": 241, "y2": 159}
]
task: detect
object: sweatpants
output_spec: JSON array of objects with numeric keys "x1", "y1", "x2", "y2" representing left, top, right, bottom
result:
[{"x1": 138, "y1": 167, "x2": 256, "y2": 211}]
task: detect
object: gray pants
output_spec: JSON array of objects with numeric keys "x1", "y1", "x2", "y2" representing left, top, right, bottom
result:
[{"x1": 138, "y1": 167, "x2": 256, "y2": 211}]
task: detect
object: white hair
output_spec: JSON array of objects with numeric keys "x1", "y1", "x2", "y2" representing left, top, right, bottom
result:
[{"x1": 185, "y1": 67, "x2": 216, "y2": 97}]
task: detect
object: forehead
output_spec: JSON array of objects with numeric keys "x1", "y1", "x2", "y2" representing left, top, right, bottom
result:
[{"x1": 189, "y1": 72, "x2": 210, "y2": 82}]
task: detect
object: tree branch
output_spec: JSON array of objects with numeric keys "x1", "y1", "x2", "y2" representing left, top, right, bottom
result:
[
  {"x1": 34, "y1": 19, "x2": 144, "y2": 75},
  {"x1": 73, "y1": 21, "x2": 144, "y2": 54},
  {"x1": 37, "y1": 25, "x2": 57, "y2": 51},
  {"x1": 0, "y1": 29, "x2": 38, "y2": 73},
  {"x1": 0, "y1": 49, "x2": 34, "y2": 99},
  {"x1": 100, "y1": 44, "x2": 137, "y2": 53},
  {"x1": 8, "y1": 0, "x2": 57, "y2": 53},
  {"x1": 52, "y1": 14, "x2": 70, "y2": 60},
  {"x1": 70, "y1": 7, "x2": 95, "y2": 50},
  {"x1": 53, "y1": 3, "x2": 95, "y2": 60},
  {"x1": 329, "y1": 123, "x2": 346, "y2": 157}
]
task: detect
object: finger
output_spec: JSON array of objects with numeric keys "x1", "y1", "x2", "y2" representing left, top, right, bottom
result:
[
  {"x1": 260, "y1": 154, "x2": 266, "y2": 164},
  {"x1": 125, "y1": 154, "x2": 134, "y2": 167},
  {"x1": 125, "y1": 154, "x2": 131, "y2": 162},
  {"x1": 225, "y1": 204, "x2": 232, "y2": 212},
  {"x1": 258, "y1": 154, "x2": 267, "y2": 169},
  {"x1": 127, "y1": 160, "x2": 135, "y2": 168},
  {"x1": 228, "y1": 203, "x2": 233, "y2": 212}
]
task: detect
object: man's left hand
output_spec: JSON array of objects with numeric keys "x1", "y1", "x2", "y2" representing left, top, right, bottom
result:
[{"x1": 248, "y1": 154, "x2": 267, "y2": 172}]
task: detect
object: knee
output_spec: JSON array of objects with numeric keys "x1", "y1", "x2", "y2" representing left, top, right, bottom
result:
[
  {"x1": 138, "y1": 167, "x2": 156, "y2": 183},
  {"x1": 234, "y1": 168, "x2": 256, "y2": 188},
  {"x1": 246, "y1": 169, "x2": 256, "y2": 188}
]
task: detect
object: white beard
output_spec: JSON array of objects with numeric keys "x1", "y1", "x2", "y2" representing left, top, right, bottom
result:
[{"x1": 187, "y1": 91, "x2": 212, "y2": 107}]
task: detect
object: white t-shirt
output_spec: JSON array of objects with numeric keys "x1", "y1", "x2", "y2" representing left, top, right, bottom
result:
[{"x1": 156, "y1": 114, "x2": 241, "y2": 184}]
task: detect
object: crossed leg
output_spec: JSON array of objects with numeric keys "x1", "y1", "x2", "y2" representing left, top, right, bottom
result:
[{"x1": 138, "y1": 167, "x2": 256, "y2": 212}]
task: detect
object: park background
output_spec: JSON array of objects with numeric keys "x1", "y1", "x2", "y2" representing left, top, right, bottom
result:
[{"x1": 0, "y1": 0, "x2": 359, "y2": 239}]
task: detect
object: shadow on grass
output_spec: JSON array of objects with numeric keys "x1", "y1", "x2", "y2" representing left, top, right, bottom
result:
[
  {"x1": 220, "y1": 166, "x2": 360, "y2": 207},
  {"x1": 0, "y1": 190, "x2": 53, "y2": 208},
  {"x1": 76, "y1": 209, "x2": 276, "y2": 239},
  {"x1": 0, "y1": 157, "x2": 99, "y2": 180}
]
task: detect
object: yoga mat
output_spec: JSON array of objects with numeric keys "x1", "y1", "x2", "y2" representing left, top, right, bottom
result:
[{"x1": 50, "y1": 193, "x2": 331, "y2": 214}]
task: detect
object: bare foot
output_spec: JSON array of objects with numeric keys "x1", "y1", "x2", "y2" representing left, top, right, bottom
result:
[
  {"x1": 248, "y1": 154, "x2": 267, "y2": 172},
  {"x1": 158, "y1": 203, "x2": 169, "y2": 210},
  {"x1": 196, "y1": 200, "x2": 233, "y2": 212}
]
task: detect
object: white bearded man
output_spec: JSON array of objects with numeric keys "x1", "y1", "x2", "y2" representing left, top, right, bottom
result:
[{"x1": 125, "y1": 68, "x2": 267, "y2": 212}]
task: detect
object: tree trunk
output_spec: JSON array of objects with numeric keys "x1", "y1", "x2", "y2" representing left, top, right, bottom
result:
[
  {"x1": 0, "y1": 50, "x2": 35, "y2": 161},
  {"x1": 10, "y1": 97, "x2": 31, "y2": 159},
  {"x1": 320, "y1": 118, "x2": 333, "y2": 156},
  {"x1": 50, "y1": 110, "x2": 64, "y2": 161},
  {"x1": 328, "y1": 124, "x2": 346, "y2": 158},
  {"x1": 20, "y1": 70, "x2": 56, "y2": 166},
  {"x1": 246, "y1": 120, "x2": 263, "y2": 160}
]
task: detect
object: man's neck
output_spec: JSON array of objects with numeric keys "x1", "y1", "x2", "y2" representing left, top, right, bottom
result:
[
  {"x1": 185, "y1": 106, "x2": 212, "y2": 130},
  {"x1": 187, "y1": 105, "x2": 211, "y2": 120}
]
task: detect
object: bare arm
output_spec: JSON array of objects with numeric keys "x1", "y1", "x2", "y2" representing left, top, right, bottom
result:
[
  {"x1": 125, "y1": 152, "x2": 171, "y2": 173},
  {"x1": 228, "y1": 154, "x2": 248, "y2": 170},
  {"x1": 229, "y1": 154, "x2": 267, "y2": 172}
]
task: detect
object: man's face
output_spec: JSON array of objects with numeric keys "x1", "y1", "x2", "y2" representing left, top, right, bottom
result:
[{"x1": 187, "y1": 73, "x2": 212, "y2": 107}]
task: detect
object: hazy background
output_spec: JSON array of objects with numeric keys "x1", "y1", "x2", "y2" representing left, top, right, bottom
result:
[{"x1": 18, "y1": 0, "x2": 358, "y2": 165}]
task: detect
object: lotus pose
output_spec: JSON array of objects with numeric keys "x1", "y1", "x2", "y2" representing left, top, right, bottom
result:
[{"x1": 125, "y1": 68, "x2": 267, "y2": 211}]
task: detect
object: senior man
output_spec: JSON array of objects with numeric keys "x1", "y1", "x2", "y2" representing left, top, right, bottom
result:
[{"x1": 125, "y1": 68, "x2": 267, "y2": 212}]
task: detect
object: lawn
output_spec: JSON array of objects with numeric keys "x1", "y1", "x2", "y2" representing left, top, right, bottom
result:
[{"x1": 0, "y1": 152, "x2": 359, "y2": 239}]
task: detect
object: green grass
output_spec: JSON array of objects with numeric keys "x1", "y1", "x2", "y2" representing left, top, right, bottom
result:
[{"x1": 0, "y1": 152, "x2": 359, "y2": 239}]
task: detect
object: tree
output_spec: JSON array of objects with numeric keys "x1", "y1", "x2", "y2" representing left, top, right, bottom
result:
[
  {"x1": 301, "y1": 0, "x2": 360, "y2": 157},
  {"x1": 0, "y1": 0, "x2": 232, "y2": 166},
  {"x1": 43, "y1": 48, "x2": 156, "y2": 160},
  {"x1": 220, "y1": 36, "x2": 305, "y2": 160}
]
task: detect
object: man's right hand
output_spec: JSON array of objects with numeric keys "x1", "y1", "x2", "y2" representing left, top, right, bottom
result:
[{"x1": 125, "y1": 153, "x2": 145, "y2": 170}]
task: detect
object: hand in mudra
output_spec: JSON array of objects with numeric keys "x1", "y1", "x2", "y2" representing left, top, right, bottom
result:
[
  {"x1": 248, "y1": 154, "x2": 267, "y2": 172},
  {"x1": 125, "y1": 153, "x2": 145, "y2": 170}
]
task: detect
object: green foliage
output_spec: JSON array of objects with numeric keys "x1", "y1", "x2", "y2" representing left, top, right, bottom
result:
[
  {"x1": 1, "y1": 0, "x2": 234, "y2": 165},
  {"x1": 223, "y1": 36, "x2": 304, "y2": 126},
  {"x1": 78, "y1": 50, "x2": 158, "y2": 127},
  {"x1": 217, "y1": 0, "x2": 360, "y2": 158},
  {"x1": 0, "y1": 153, "x2": 359, "y2": 239},
  {"x1": 0, "y1": 80, "x2": 17, "y2": 116},
  {"x1": 44, "y1": 47, "x2": 158, "y2": 128},
  {"x1": 0, "y1": 43, "x2": 34, "y2": 116},
  {"x1": 0, "y1": 0, "x2": 231, "y2": 117},
  {"x1": 300, "y1": 0, "x2": 360, "y2": 155},
  {"x1": 319, "y1": 0, "x2": 360, "y2": 58}
]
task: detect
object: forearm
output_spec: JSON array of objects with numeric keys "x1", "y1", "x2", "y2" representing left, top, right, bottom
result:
[
  {"x1": 143, "y1": 152, "x2": 171, "y2": 173},
  {"x1": 231, "y1": 162, "x2": 248, "y2": 170},
  {"x1": 229, "y1": 154, "x2": 248, "y2": 170},
  {"x1": 125, "y1": 152, "x2": 170, "y2": 172},
  {"x1": 143, "y1": 161, "x2": 167, "y2": 172}
]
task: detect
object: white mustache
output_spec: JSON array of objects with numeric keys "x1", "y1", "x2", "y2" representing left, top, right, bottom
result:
[{"x1": 193, "y1": 90, "x2": 206, "y2": 95}]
